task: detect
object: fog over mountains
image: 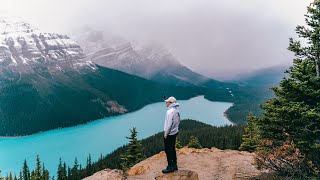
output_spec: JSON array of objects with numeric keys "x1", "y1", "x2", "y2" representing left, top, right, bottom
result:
[
  {"x1": 0, "y1": 0, "x2": 311, "y2": 79},
  {"x1": 72, "y1": 27, "x2": 223, "y2": 87}
]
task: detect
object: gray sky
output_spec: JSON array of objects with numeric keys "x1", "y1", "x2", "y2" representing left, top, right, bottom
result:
[{"x1": 0, "y1": 0, "x2": 312, "y2": 79}]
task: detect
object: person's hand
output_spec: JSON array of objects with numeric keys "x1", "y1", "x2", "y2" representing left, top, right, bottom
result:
[{"x1": 164, "y1": 134, "x2": 167, "y2": 139}]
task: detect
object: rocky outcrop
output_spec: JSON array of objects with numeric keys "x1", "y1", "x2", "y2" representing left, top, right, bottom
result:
[
  {"x1": 84, "y1": 169, "x2": 125, "y2": 180},
  {"x1": 84, "y1": 147, "x2": 263, "y2": 180}
]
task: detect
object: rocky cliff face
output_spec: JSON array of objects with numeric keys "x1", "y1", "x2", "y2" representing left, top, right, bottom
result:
[
  {"x1": 84, "y1": 147, "x2": 264, "y2": 180},
  {"x1": 0, "y1": 17, "x2": 96, "y2": 76}
]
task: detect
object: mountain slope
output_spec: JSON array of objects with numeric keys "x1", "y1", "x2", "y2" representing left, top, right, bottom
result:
[
  {"x1": 72, "y1": 28, "x2": 227, "y2": 88},
  {"x1": 88, "y1": 43, "x2": 152, "y2": 78},
  {"x1": 0, "y1": 17, "x2": 204, "y2": 136},
  {"x1": 229, "y1": 65, "x2": 289, "y2": 87},
  {"x1": 0, "y1": 65, "x2": 203, "y2": 136},
  {"x1": 207, "y1": 65, "x2": 289, "y2": 124},
  {"x1": 138, "y1": 43, "x2": 226, "y2": 88}
]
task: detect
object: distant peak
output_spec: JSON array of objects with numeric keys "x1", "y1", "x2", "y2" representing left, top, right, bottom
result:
[
  {"x1": 0, "y1": 16, "x2": 96, "y2": 74},
  {"x1": 137, "y1": 42, "x2": 181, "y2": 66}
]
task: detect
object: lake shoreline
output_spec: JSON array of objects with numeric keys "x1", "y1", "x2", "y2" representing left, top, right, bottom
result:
[
  {"x1": 1, "y1": 95, "x2": 231, "y2": 138},
  {"x1": 0, "y1": 95, "x2": 234, "y2": 138},
  {"x1": 0, "y1": 95, "x2": 233, "y2": 176},
  {"x1": 223, "y1": 103, "x2": 237, "y2": 125}
]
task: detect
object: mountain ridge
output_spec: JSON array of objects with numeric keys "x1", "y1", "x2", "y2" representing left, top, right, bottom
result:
[
  {"x1": 72, "y1": 27, "x2": 227, "y2": 88},
  {"x1": 0, "y1": 18, "x2": 205, "y2": 136}
]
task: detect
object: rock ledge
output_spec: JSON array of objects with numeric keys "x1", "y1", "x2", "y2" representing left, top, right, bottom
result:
[{"x1": 84, "y1": 147, "x2": 263, "y2": 180}]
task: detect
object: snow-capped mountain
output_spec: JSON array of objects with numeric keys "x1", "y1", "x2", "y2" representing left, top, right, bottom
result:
[
  {"x1": 0, "y1": 18, "x2": 205, "y2": 136},
  {"x1": 88, "y1": 42, "x2": 152, "y2": 77},
  {"x1": 72, "y1": 28, "x2": 153, "y2": 77},
  {"x1": 0, "y1": 17, "x2": 96, "y2": 76},
  {"x1": 73, "y1": 27, "x2": 224, "y2": 87}
]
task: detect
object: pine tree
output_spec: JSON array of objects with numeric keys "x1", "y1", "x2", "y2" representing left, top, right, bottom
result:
[
  {"x1": 97, "y1": 154, "x2": 105, "y2": 170},
  {"x1": 240, "y1": 113, "x2": 259, "y2": 152},
  {"x1": 57, "y1": 158, "x2": 68, "y2": 180},
  {"x1": 63, "y1": 163, "x2": 67, "y2": 180},
  {"x1": 57, "y1": 158, "x2": 63, "y2": 180},
  {"x1": 69, "y1": 158, "x2": 80, "y2": 180},
  {"x1": 86, "y1": 154, "x2": 93, "y2": 176},
  {"x1": 67, "y1": 167, "x2": 71, "y2": 180},
  {"x1": 31, "y1": 155, "x2": 42, "y2": 180},
  {"x1": 57, "y1": 160, "x2": 67, "y2": 180},
  {"x1": 8, "y1": 173, "x2": 12, "y2": 180},
  {"x1": 120, "y1": 127, "x2": 144, "y2": 170},
  {"x1": 175, "y1": 136, "x2": 183, "y2": 149},
  {"x1": 19, "y1": 172, "x2": 23, "y2": 180},
  {"x1": 30, "y1": 172, "x2": 34, "y2": 180},
  {"x1": 257, "y1": 0, "x2": 320, "y2": 177},
  {"x1": 187, "y1": 136, "x2": 202, "y2": 149},
  {"x1": 22, "y1": 160, "x2": 30, "y2": 180},
  {"x1": 42, "y1": 163, "x2": 49, "y2": 180}
]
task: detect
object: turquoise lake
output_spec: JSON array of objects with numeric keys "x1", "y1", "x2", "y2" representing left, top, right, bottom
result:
[{"x1": 0, "y1": 96, "x2": 233, "y2": 176}]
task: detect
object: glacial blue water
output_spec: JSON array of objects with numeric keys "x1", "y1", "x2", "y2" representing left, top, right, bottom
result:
[{"x1": 0, "y1": 96, "x2": 232, "y2": 176}]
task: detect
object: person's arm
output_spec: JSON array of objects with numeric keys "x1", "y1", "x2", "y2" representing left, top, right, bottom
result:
[{"x1": 164, "y1": 111, "x2": 173, "y2": 138}]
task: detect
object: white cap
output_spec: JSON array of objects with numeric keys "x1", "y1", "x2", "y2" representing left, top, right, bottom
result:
[{"x1": 164, "y1": 96, "x2": 177, "y2": 103}]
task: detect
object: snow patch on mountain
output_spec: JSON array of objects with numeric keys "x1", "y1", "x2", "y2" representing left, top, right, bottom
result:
[{"x1": 0, "y1": 16, "x2": 96, "y2": 75}]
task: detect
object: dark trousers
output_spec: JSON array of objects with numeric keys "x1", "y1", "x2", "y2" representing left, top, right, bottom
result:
[{"x1": 164, "y1": 133, "x2": 177, "y2": 167}]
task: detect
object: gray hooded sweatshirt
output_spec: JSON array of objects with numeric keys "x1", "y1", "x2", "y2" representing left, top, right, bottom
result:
[{"x1": 164, "y1": 103, "x2": 180, "y2": 137}]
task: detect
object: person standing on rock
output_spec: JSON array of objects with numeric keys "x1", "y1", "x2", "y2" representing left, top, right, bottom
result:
[{"x1": 162, "y1": 96, "x2": 180, "y2": 173}]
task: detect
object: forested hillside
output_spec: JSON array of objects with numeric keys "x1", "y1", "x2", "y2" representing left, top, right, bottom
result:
[
  {"x1": 206, "y1": 65, "x2": 287, "y2": 124},
  {"x1": 205, "y1": 86, "x2": 275, "y2": 124},
  {"x1": 0, "y1": 66, "x2": 204, "y2": 136}
]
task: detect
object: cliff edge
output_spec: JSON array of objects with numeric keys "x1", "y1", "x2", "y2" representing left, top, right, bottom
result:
[{"x1": 84, "y1": 147, "x2": 264, "y2": 180}]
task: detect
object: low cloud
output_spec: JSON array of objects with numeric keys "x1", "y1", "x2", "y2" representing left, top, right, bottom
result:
[{"x1": 0, "y1": 0, "x2": 312, "y2": 79}]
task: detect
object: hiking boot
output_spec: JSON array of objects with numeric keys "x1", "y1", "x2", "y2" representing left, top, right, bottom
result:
[
  {"x1": 173, "y1": 164, "x2": 178, "y2": 171},
  {"x1": 162, "y1": 166, "x2": 175, "y2": 173}
]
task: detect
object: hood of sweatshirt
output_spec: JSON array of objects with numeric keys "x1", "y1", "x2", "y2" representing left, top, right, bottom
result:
[{"x1": 168, "y1": 102, "x2": 180, "y2": 109}]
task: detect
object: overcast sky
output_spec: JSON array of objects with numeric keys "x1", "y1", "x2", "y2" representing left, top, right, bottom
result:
[{"x1": 0, "y1": 0, "x2": 312, "y2": 79}]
